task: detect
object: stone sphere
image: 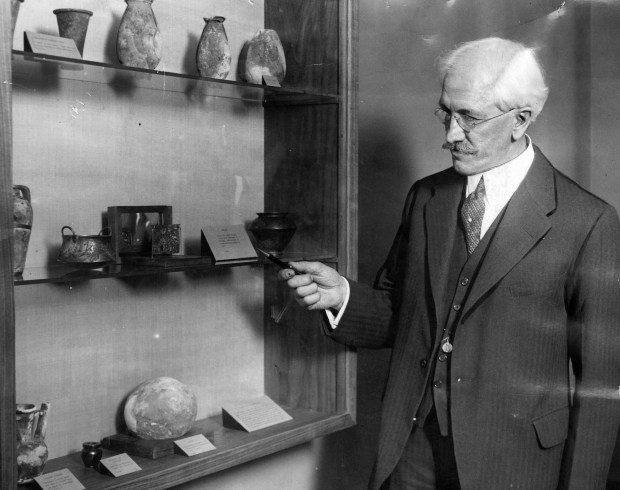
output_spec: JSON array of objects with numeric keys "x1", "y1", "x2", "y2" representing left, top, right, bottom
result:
[{"x1": 124, "y1": 377, "x2": 198, "y2": 440}]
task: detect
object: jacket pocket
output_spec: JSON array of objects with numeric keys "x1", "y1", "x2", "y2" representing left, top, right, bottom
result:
[{"x1": 532, "y1": 406, "x2": 569, "y2": 448}]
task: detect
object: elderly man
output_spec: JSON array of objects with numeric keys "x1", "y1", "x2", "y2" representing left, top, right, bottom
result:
[{"x1": 279, "y1": 38, "x2": 620, "y2": 489}]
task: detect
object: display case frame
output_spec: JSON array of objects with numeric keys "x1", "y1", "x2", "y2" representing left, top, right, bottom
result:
[{"x1": 0, "y1": 0, "x2": 358, "y2": 488}]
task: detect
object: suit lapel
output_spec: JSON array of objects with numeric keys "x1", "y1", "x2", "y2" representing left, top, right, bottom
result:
[
  {"x1": 425, "y1": 170, "x2": 464, "y2": 330},
  {"x1": 462, "y1": 149, "x2": 557, "y2": 319}
]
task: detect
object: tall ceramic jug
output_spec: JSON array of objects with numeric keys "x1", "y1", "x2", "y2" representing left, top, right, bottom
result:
[
  {"x1": 16, "y1": 403, "x2": 50, "y2": 484},
  {"x1": 13, "y1": 185, "x2": 32, "y2": 275},
  {"x1": 196, "y1": 16, "x2": 231, "y2": 79},
  {"x1": 117, "y1": 0, "x2": 162, "y2": 69}
]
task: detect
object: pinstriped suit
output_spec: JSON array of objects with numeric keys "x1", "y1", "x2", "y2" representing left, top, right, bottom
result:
[{"x1": 329, "y1": 148, "x2": 620, "y2": 489}]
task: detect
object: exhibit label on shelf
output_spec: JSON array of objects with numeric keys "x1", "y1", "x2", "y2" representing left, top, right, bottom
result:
[
  {"x1": 262, "y1": 75, "x2": 281, "y2": 87},
  {"x1": 222, "y1": 395, "x2": 292, "y2": 432},
  {"x1": 34, "y1": 468, "x2": 84, "y2": 490},
  {"x1": 24, "y1": 31, "x2": 81, "y2": 59},
  {"x1": 99, "y1": 453, "x2": 142, "y2": 477},
  {"x1": 174, "y1": 434, "x2": 216, "y2": 456},
  {"x1": 201, "y1": 225, "x2": 258, "y2": 264}
]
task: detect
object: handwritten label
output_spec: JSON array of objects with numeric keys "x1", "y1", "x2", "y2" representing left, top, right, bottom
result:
[
  {"x1": 174, "y1": 434, "x2": 216, "y2": 456},
  {"x1": 262, "y1": 75, "x2": 281, "y2": 87},
  {"x1": 222, "y1": 395, "x2": 292, "y2": 432},
  {"x1": 99, "y1": 453, "x2": 142, "y2": 477},
  {"x1": 24, "y1": 31, "x2": 81, "y2": 59},
  {"x1": 34, "y1": 468, "x2": 84, "y2": 490}
]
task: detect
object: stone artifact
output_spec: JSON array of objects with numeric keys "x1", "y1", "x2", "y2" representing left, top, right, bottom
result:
[
  {"x1": 249, "y1": 212, "x2": 296, "y2": 252},
  {"x1": 53, "y1": 8, "x2": 93, "y2": 56},
  {"x1": 117, "y1": 0, "x2": 162, "y2": 69},
  {"x1": 13, "y1": 185, "x2": 32, "y2": 275},
  {"x1": 196, "y1": 16, "x2": 231, "y2": 79},
  {"x1": 124, "y1": 377, "x2": 198, "y2": 440},
  {"x1": 16, "y1": 402, "x2": 50, "y2": 484},
  {"x1": 241, "y1": 29, "x2": 286, "y2": 85}
]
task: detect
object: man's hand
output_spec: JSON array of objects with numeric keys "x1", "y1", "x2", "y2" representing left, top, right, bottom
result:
[{"x1": 277, "y1": 261, "x2": 347, "y2": 311}]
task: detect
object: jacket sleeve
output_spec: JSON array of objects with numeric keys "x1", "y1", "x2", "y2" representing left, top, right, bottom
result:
[
  {"x1": 560, "y1": 205, "x2": 620, "y2": 489},
  {"x1": 325, "y1": 182, "x2": 419, "y2": 349}
]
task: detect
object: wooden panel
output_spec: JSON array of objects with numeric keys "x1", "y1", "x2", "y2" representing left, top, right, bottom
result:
[
  {"x1": 0, "y1": 0, "x2": 17, "y2": 486},
  {"x1": 263, "y1": 267, "x2": 344, "y2": 413},
  {"x1": 264, "y1": 104, "x2": 339, "y2": 259},
  {"x1": 266, "y1": 0, "x2": 339, "y2": 94}
]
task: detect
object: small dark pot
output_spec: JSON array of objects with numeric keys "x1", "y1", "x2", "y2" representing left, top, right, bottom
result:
[
  {"x1": 81, "y1": 441, "x2": 102, "y2": 468},
  {"x1": 249, "y1": 212, "x2": 296, "y2": 252}
]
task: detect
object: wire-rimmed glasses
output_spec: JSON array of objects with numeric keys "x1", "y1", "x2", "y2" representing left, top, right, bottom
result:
[{"x1": 434, "y1": 107, "x2": 516, "y2": 133}]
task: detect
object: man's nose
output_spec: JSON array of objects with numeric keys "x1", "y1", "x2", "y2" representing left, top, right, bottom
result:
[{"x1": 445, "y1": 116, "x2": 466, "y2": 143}]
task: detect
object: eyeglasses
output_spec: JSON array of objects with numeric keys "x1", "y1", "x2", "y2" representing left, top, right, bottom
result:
[{"x1": 434, "y1": 107, "x2": 516, "y2": 133}]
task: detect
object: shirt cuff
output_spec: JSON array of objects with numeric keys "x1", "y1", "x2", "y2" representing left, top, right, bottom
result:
[{"x1": 324, "y1": 278, "x2": 350, "y2": 330}]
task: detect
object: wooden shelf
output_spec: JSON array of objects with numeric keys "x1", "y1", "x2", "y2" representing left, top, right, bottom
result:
[
  {"x1": 43, "y1": 408, "x2": 355, "y2": 490},
  {"x1": 11, "y1": 50, "x2": 339, "y2": 107}
]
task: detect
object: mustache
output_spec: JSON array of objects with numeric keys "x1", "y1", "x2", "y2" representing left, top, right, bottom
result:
[{"x1": 442, "y1": 142, "x2": 478, "y2": 155}]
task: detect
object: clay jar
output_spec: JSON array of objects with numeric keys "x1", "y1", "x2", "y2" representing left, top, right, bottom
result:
[
  {"x1": 249, "y1": 212, "x2": 296, "y2": 253},
  {"x1": 117, "y1": 0, "x2": 162, "y2": 69},
  {"x1": 196, "y1": 16, "x2": 231, "y2": 79},
  {"x1": 13, "y1": 185, "x2": 32, "y2": 275}
]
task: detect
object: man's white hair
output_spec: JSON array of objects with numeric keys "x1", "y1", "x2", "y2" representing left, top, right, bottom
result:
[{"x1": 438, "y1": 37, "x2": 549, "y2": 121}]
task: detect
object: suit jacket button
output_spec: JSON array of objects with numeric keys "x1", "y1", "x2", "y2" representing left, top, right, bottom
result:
[
  {"x1": 420, "y1": 358, "x2": 428, "y2": 368},
  {"x1": 438, "y1": 353, "x2": 448, "y2": 362}
]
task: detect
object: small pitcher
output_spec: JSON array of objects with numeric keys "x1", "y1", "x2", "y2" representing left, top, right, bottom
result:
[{"x1": 16, "y1": 402, "x2": 50, "y2": 484}]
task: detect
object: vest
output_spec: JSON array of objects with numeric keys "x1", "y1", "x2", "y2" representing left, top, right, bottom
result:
[{"x1": 415, "y1": 202, "x2": 507, "y2": 436}]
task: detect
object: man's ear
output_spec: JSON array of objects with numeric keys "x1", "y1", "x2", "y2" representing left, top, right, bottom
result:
[{"x1": 512, "y1": 108, "x2": 532, "y2": 140}]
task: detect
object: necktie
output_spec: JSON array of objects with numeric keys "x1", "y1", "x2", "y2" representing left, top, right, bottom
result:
[{"x1": 460, "y1": 176, "x2": 486, "y2": 255}]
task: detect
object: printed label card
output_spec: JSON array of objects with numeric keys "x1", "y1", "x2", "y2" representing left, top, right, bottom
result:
[
  {"x1": 222, "y1": 395, "x2": 292, "y2": 432},
  {"x1": 98, "y1": 453, "x2": 142, "y2": 477},
  {"x1": 173, "y1": 434, "x2": 216, "y2": 457},
  {"x1": 34, "y1": 468, "x2": 84, "y2": 490}
]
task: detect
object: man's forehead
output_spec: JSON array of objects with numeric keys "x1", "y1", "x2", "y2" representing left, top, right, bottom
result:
[{"x1": 440, "y1": 77, "x2": 493, "y2": 112}]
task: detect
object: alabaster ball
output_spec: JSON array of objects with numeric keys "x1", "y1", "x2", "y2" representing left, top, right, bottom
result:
[{"x1": 124, "y1": 377, "x2": 198, "y2": 440}]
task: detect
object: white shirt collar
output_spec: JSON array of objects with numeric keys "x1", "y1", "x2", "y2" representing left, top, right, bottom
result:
[
  {"x1": 466, "y1": 135, "x2": 534, "y2": 198},
  {"x1": 466, "y1": 135, "x2": 535, "y2": 237}
]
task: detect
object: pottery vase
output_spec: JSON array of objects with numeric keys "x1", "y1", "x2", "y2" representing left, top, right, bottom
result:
[
  {"x1": 196, "y1": 16, "x2": 231, "y2": 79},
  {"x1": 13, "y1": 185, "x2": 32, "y2": 276},
  {"x1": 16, "y1": 403, "x2": 50, "y2": 485},
  {"x1": 242, "y1": 29, "x2": 286, "y2": 85},
  {"x1": 117, "y1": 0, "x2": 162, "y2": 69},
  {"x1": 249, "y1": 212, "x2": 296, "y2": 253},
  {"x1": 11, "y1": 0, "x2": 24, "y2": 39},
  {"x1": 53, "y1": 8, "x2": 93, "y2": 56}
]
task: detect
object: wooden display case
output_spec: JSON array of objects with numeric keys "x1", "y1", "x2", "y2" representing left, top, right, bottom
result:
[{"x1": 0, "y1": 1, "x2": 357, "y2": 488}]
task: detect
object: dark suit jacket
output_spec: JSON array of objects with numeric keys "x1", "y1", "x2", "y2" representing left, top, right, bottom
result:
[{"x1": 330, "y1": 148, "x2": 620, "y2": 490}]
